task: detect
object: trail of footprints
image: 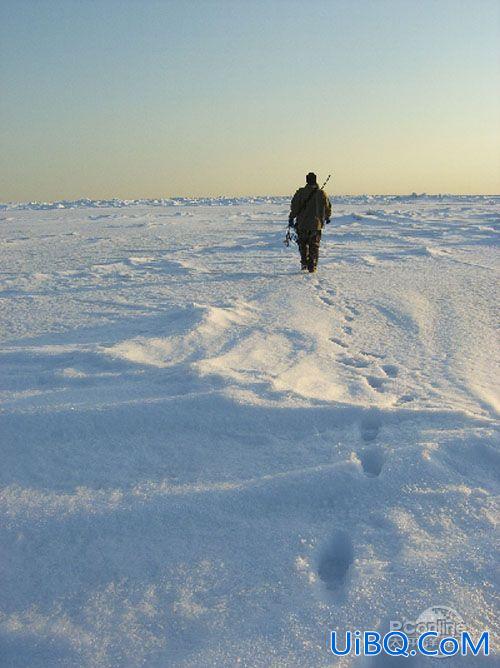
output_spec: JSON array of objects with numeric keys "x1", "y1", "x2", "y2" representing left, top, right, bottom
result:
[
  {"x1": 316, "y1": 413, "x2": 387, "y2": 602},
  {"x1": 317, "y1": 285, "x2": 404, "y2": 397},
  {"x1": 315, "y1": 284, "x2": 394, "y2": 600}
]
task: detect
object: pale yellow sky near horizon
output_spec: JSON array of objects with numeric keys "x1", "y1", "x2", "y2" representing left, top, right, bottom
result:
[{"x1": 1, "y1": 0, "x2": 499, "y2": 201}]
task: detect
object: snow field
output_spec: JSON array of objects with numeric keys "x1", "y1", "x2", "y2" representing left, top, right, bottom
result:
[{"x1": 0, "y1": 196, "x2": 498, "y2": 666}]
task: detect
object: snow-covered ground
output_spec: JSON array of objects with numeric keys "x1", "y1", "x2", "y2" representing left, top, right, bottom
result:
[{"x1": 0, "y1": 195, "x2": 498, "y2": 666}]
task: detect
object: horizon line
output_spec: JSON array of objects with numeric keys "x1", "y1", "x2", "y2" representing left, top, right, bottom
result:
[{"x1": 2, "y1": 192, "x2": 500, "y2": 206}]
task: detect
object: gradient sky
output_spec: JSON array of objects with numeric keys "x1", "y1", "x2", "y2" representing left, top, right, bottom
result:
[{"x1": 1, "y1": 0, "x2": 499, "y2": 200}]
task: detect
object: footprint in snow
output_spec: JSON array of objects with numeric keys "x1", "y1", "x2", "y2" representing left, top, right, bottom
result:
[
  {"x1": 330, "y1": 337, "x2": 348, "y2": 349},
  {"x1": 366, "y1": 375, "x2": 386, "y2": 392},
  {"x1": 339, "y1": 355, "x2": 369, "y2": 369},
  {"x1": 397, "y1": 394, "x2": 415, "y2": 404},
  {"x1": 317, "y1": 530, "x2": 354, "y2": 599},
  {"x1": 381, "y1": 364, "x2": 399, "y2": 378},
  {"x1": 358, "y1": 445, "x2": 385, "y2": 477},
  {"x1": 360, "y1": 413, "x2": 382, "y2": 442},
  {"x1": 345, "y1": 303, "x2": 360, "y2": 316},
  {"x1": 361, "y1": 350, "x2": 385, "y2": 360},
  {"x1": 320, "y1": 295, "x2": 335, "y2": 306}
]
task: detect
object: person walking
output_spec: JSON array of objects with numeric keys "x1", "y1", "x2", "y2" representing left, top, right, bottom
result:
[{"x1": 288, "y1": 172, "x2": 331, "y2": 272}]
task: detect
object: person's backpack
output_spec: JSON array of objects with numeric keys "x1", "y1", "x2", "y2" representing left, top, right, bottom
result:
[{"x1": 297, "y1": 186, "x2": 320, "y2": 218}]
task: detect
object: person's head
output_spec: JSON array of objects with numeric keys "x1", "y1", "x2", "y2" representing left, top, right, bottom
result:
[{"x1": 306, "y1": 172, "x2": 317, "y2": 185}]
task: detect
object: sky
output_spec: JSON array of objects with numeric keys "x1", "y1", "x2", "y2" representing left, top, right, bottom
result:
[{"x1": 1, "y1": 0, "x2": 499, "y2": 200}]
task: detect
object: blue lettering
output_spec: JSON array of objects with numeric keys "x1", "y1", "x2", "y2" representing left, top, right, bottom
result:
[
  {"x1": 462, "y1": 632, "x2": 489, "y2": 656},
  {"x1": 418, "y1": 631, "x2": 438, "y2": 656},
  {"x1": 364, "y1": 632, "x2": 381, "y2": 655},
  {"x1": 440, "y1": 637, "x2": 459, "y2": 656},
  {"x1": 331, "y1": 632, "x2": 351, "y2": 656},
  {"x1": 383, "y1": 632, "x2": 409, "y2": 656}
]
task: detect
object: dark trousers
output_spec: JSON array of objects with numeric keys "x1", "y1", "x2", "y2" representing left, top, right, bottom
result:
[{"x1": 298, "y1": 229, "x2": 322, "y2": 269}]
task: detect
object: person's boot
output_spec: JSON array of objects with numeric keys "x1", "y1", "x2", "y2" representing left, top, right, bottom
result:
[
  {"x1": 308, "y1": 262, "x2": 317, "y2": 273},
  {"x1": 301, "y1": 263, "x2": 308, "y2": 271}
]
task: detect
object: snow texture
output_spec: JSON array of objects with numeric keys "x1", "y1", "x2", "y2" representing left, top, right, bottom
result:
[{"x1": 0, "y1": 196, "x2": 498, "y2": 666}]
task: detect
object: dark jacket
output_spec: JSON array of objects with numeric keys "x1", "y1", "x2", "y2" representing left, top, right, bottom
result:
[{"x1": 290, "y1": 184, "x2": 332, "y2": 232}]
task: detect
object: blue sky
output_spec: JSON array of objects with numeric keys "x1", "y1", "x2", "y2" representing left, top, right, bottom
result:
[{"x1": 1, "y1": 0, "x2": 499, "y2": 199}]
